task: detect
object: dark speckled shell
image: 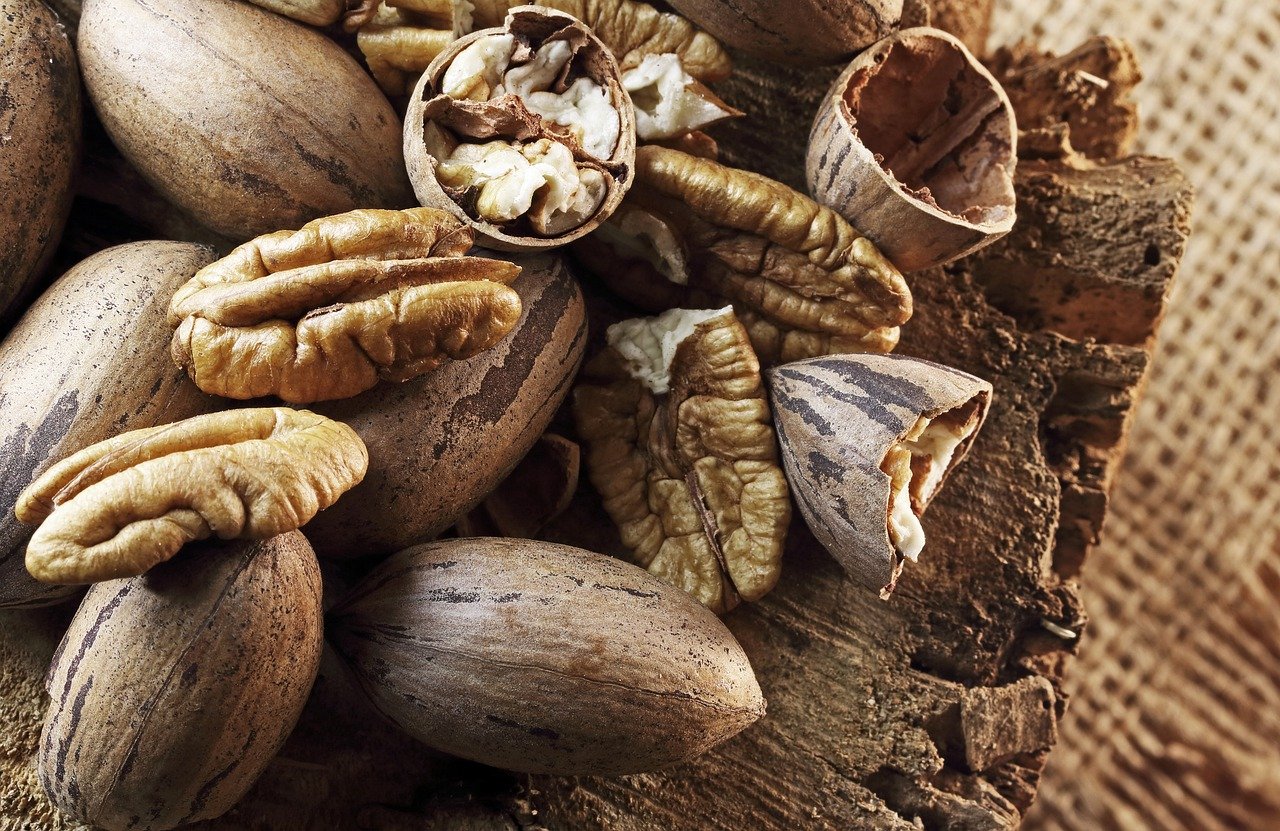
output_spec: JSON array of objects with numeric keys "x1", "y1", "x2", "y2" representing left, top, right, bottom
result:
[
  {"x1": 329, "y1": 537, "x2": 765, "y2": 775},
  {"x1": 769, "y1": 354, "x2": 992, "y2": 595},
  {"x1": 305, "y1": 252, "x2": 586, "y2": 560},
  {"x1": 0, "y1": 0, "x2": 81, "y2": 328},
  {"x1": 0, "y1": 242, "x2": 220, "y2": 609},
  {"x1": 77, "y1": 0, "x2": 414, "y2": 241},
  {"x1": 39, "y1": 533, "x2": 323, "y2": 831}
]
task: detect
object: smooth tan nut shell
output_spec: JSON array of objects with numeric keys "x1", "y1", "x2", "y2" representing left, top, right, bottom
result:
[
  {"x1": 167, "y1": 208, "x2": 524, "y2": 404},
  {"x1": 17, "y1": 408, "x2": 369, "y2": 584},
  {"x1": 78, "y1": 0, "x2": 414, "y2": 241},
  {"x1": 807, "y1": 28, "x2": 1018, "y2": 273},
  {"x1": 404, "y1": 6, "x2": 637, "y2": 251},
  {"x1": 668, "y1": 0, "x2": 901, "y2": 66},
  {"x1": 0, "y1": 242, "x2": 220, "y2": 610},
  {"x1": 305, "y1": 251, "x2": 585, "y2": 559},
  {"x1": 39, "y1": 533, "x2": 323, "y2": 831},
  {"x1": 329, "y1": 536, "x2": 766, "y2": 775},
  {"x1": 769, "y1": 354, "x2": 992, "y2": 596},
  {"x1": 0, "y1": 0, "x2": 81, "y2": 327}
]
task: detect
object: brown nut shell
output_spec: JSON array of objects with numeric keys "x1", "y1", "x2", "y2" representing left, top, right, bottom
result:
[
  {"x1": 0, "y1": 0, "x2": 81, "y2": 329},
  {"x1": 807, "y1": 28, "x2": 1017, "y2": 272},
  {"x1": 769, "y1": 354, "x2": 992, "y2": 597},
  {"x1": 668, "y1": 0, "x2": 901, "y2": 66},
  {"x1": 243, "y1": 0, "x2": 346, "y2": 25},
  {"x1": 78, "y1": 0, "x2": 414, "y2": 241},
  {"x1": 0, "y1": 242, "x2": 220, "y2": 609},
  {"x1": 404, "y1": 6, "x2": 637, "y2": 251},
  {"x1": 329, "y1": 536, "x2": 765, "y2": 775},
  {"x1": 40, "y1": 533, "x2": 323, "y2": 831},
  {"x1": 305, "y1": 251, "x2": 585, "y2": 558}
]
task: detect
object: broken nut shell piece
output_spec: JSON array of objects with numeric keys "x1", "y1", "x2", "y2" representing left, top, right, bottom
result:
[
  {"x1": 16, "y1": 408, "x2": 368, "y2": 584},
  {"x1": 574, "y1": 306, "x2": 791, "y2": 614},
  {"x1": 405, "y1": 5, "x2": 636, "y2": 250},
  {"x1": 808, "y1": 28, "x2": 1018, "y2": 272},
  {"x1": 168, "y1": 208, "x2": 523, "y2": 404},
  {"x1": 769, "y1": 354, "x2": 991, "y2": 598}
]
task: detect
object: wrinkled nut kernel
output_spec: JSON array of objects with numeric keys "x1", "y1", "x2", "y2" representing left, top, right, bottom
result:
[
  {"x1": 573, "y1": 145, "x2": 913, "y2": 365},
  {"x1": 357, "y1": 3, "x2": 461, "y2": 97},
  {"x1": 769, "y1": 355, "x2": 991, "y2": 597},
  {"x1": 405, "y1": 6, "x2": 637, "y2": 249},
  {"x1": 573, "y1": 306, "x2": 790, "y2": 614},
  {"x1": 16, "y1": 408, "x2": 369, "y2": 584},
  {"x1": 168, "y1": 208, "x2": 523, "y2": 404},
  {"x1": 622, "y1": 53, "x2": 741, "y2": 141}
]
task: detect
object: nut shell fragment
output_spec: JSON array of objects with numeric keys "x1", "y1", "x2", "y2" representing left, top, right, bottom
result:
[
  {"x1": 574, "y1": 145, "x2": 913, "y2": 365},
  {"x1": 808, "y1": 28, "x2": 1018, "y2": 272},
  {"x1": 769, "y1": 354, "x2": 991, "y2": 597},
  {"x1": 16, "y1": 408, "x2": 368, "y2": 584},
  {"x1": 329, "y1": 536, "x2": 766, "y2": 774},
  {"x1": 168, "y1": 208, "x2": 523, "y2": 404},
  {"x1": 574, "y1": 306, "x2": 790, "y2": 613}
]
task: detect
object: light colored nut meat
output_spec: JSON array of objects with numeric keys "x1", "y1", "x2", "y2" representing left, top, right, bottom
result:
[
  {"x1": 622, "y1": 53, "x2": 741, "y2": 141},
  {"x1": 574, "y1": 306, "x2": 790, "y2": 613},
  {"x1": 769, "y1": 354, "x2": 991, "y2": 597},
  {"x1": 577, "y1": 145, "x2": 913, "y2": 365},
  {"x1": 168, "y1": 208, "x2": 523, "y2": 403},
  {"x1": 357, "y1": 5, "x2": 458, "y2": 97},
  {"x1": 15, "y1": 408, "x2": 369, "y2": 584}
]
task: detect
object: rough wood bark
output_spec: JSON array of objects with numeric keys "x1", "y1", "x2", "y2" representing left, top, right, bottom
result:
[{"x1": 0, "y1": 35, "x2": 1192, "y2": 831}]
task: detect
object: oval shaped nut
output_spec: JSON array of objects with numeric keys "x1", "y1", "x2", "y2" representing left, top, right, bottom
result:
[
  {"x1": 0, "y1": 242, "x2": 220, "y2": 609},
  {"x1": 573, "y1": 145, "x2": 913, "y2": 365},
  {"x1": 78, "y1": 0, "x2": 414, "y2": 241},
  {"x1": 329, "y1": 537, "x2": 766, "y2": 775},
  {"x1": 574, "y1": 307, "x2": 791, "y2": 614},
  {"x1": 667, "y1": 0, "x2": 901, "y2": 66},
  {"x1": 40, "y1": 533, "x2": 323, "y2": 831},
  {"x1": 808, "y1": 28, "x2": 1018, "y2": 272},
  {"x1": 404, "y1": 6, "x2": 637, "y2": 250},
  {"x1": 0, "y1": 0, "x2": 81, "y2": 327},
  {"x1": 16, "y1": 408, "x2": 368, "y2": 584},
  {"x1": 168, "y1": 208, "x2": 523, "y2": 404},
  {"x1": 306, "y1": 251, "x2": 585, "y2": 558},
  {"x1": 769, "y1": 354, "x2": 992, "y2": 598}
]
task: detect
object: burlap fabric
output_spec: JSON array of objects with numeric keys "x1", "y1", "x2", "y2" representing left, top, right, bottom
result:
[{"x1": 987, "y1": 2, "x2": 1280, "y2": 829}]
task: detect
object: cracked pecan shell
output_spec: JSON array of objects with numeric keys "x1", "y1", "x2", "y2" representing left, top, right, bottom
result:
[
  {"x1": 574, "y1": 145, "x2": 913, "y2": 365},
  {"x1": 16, "y1": 408, "x2": 368, "y2": 584},
  {"x1": 573, "y1": 306, "x2": 790, "y2": 614},
  {"x1": 168, "y1": 208, "x2": 523, "y2": 404}
]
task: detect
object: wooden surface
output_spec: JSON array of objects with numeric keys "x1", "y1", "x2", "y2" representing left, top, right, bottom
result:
[{"x1": 0, "y1": 16, "x2": 1194, "y2": 831}]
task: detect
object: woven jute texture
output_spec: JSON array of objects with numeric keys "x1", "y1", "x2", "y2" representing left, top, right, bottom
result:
[{"x1": 988, "y1": 2, "x2": 1280, "y2": 829}]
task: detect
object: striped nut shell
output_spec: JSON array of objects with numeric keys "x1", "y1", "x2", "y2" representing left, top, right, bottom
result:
[
  {"x1": 769, "y1": 354, "x2": 992, "y2": 598},
  {"x1": 168, "y1": 208, "x2": 522, "y2": 404},
  {"x1": 15, "y1": 408, "x2": 368, "y2": 584},
  {"x1": 571, "y1": 145, "x2": 913, "y2": 365},
  {"x1": 573, "y1": 306, "x2": 790, "y2": 614}
]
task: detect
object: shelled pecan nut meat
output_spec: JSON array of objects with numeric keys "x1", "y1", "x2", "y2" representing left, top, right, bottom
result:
[
  {"x1": 574, "y1": 306, "x2": 790, "y2": 614},
  {"x1": 573, "y1": 145, "x2": 913, "y2": 365},
  {"x1": 15, "y1": 408, "x2": 368, "y2": 584},
  {"x1": 168, "y1": 207, "x2": 523, "y2": 404}
]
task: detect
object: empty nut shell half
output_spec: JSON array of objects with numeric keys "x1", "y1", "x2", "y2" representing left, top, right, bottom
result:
[
  {"x1": 16, "y1": 408, "x2": 368, "y2": 584},
  {"x1": 808, "y1": 28, "x2": 1018, "y2": 272},
  {"x1": 574, "y1": 306, "x2": 791, "y2": 614},
  {"x1": 572, "y1": 145, "x2": 913, "y2": 365},
  {"x1": 404, "y1": 5, "x2": 637, "y2": 250},
  {"x1": 667, "y1": 0, "x2": 901, "y2": 66},
  {"x1": 168, "y1": 208, "x2": 523, "y2": 404},
  {"x1": 769, "y1": 354, "x2": 991, "y2": 597}
]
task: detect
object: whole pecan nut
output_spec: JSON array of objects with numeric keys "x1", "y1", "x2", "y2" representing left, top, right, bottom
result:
[
  {"x1": 168, "y1": 207, "x2": 523, "y2": 404},
  {"x1": 16, "y1": 408, "x2": 368, "y2": 584},
  {"x1": 573, "y1": 306, "x2": 790, "y2": 613}
]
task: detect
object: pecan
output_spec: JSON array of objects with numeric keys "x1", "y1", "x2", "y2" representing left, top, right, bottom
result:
[
  {"x1": 168, "y1": 207, "x2": 522, "y2": 404},
  {"x1": 574, "y1": 145, "x2": 913, "y2": 365},
  {"x1": 16, "y1": 408, "x2": 368, "y2": 584},
  {"x1": 355, "y1": 2, "x2": 462, "y2": 96},
  {"x1": 573, "y1": 306, "x2": 790, "y2": 613}
]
